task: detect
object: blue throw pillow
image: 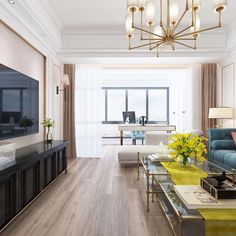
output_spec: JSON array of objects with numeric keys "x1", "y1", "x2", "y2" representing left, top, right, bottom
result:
[{"x1": 211, "y1": 140, "x2": 236, "y2": 150}]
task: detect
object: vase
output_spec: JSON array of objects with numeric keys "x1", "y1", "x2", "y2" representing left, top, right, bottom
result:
[
  {"x1": 45, "y1": 128, "x2": 53, "y2": 144},
  {"x1": 182, "y1": 156, "x2": 188, "y2": 166}
]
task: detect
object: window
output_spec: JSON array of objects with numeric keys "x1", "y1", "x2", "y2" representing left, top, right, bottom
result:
[
  {"x1": 128, "y1": 89, "x2": 146, "y2": 118},
  {"x1": 102, "y1": 87, "x2": 169, "y2": 124},
  {"x1": 148, "y1": 89, "x2": 168, "y2": 122},
  {"x1": 107, "y1": 89, "x2": 126, "y2": 121}
]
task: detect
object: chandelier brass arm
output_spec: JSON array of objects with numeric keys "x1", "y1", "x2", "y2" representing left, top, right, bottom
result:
[
  {"x1": 174, "y1": 25, "x2": 221, "y2": 39},
  {"x1": 133, "y1": 25, "x2": 165, "y2": 39},
  {"x1": 128, "y1": 37, "x2": 164, "y2": 50},
  {"x1": 125, "y1": 0, "x2": 228, "y2": 57},
  {"x1": 174, "y1": 40, "x2": 196, "y2": 50}
]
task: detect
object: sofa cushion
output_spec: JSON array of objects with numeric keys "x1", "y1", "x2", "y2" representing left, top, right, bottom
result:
[
  {"x1": 145, "y1": 132, "x2": 171, "y2": 145},
  {"x1": 118, "y1": 145, "x2": 160, "y2": 164},
  {"x1": 213, "y1": 150, "x2": 235, "y2": 164},
  {"x1": 211, "y1": 140, "x2": 235, "y2": 150},
  {"x1": 224, "y1": 152, "x2": 236, "y2": 169}
]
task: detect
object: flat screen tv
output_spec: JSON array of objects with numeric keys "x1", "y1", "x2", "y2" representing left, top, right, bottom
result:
[{"x1": 0, "y1": 63, "x2": 39, "y2": 140}]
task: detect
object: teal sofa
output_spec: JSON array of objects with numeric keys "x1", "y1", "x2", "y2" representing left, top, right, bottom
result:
[{"x1": 208, "y1": 128, "x2": 236, "y2": 171}]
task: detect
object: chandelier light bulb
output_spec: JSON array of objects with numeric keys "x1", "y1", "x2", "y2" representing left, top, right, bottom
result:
[
  {"x1": 139, "y1": 0, "x2": 147, "y2": 10},
  {"x1": 127, "y1": 0, "x2": 139, "y2": 13},
  {"x1": 213, "y1": 0, "x2": 227, "y2": 13},
  {"x1": 125, "y1": 14, "x2": 134, "y2": 37},
  {"x1": 146, "y1": 0, "x2": 155, "y2": 26},
  {"x1": 195, "y1": 13, "x2": 201, "y2": 30},
  {"x1": 189, "y1": 0, "x2": 201, "y2": 10},
  {"x1": 170, "y1": 0, "x2": 179, "y2": 25},
  {"x1": 153, "y1": 26, "x2": 163, "y2": 39},
  {"x1": 190, "y1": 13, "x2": 201, "y2": 37}
]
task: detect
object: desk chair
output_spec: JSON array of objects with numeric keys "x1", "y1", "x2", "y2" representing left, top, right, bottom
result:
[{"x1": 131, "y1": 131, "x2": 145, "y2": 145}]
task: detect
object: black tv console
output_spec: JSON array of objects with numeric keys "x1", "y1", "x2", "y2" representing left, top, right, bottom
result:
[{"x1": 0, "y1": 140, "x2": 68, "y2": 230}]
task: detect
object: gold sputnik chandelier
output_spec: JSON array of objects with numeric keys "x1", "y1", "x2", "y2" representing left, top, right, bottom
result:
[{"x1": 125, "y1": 0, "x2": 227, "y2": 56}]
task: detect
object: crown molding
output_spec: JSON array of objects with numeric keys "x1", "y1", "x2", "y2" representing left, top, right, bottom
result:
[
  {"x1": 0, "y1": 0, "x2": 62, "y2": 56},
  {"x1": 19, "y1": 0, "x2": 62, "y2": 51},
  {"x1": 62, "y1": 25, "x2": 227, "y2": 35},
  {"x1": 40, "y1": 0, "x2": 64, "y2": 32}
]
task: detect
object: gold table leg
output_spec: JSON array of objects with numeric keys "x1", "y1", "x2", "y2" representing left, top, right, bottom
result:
[
  {"x1": 152, "y1": 175, "x2": 154, "y2": 202},
  {"x1": 137, "y1": 152, "x2": 140, "y2": 180},
  {"x1": 146, "y1": 169, "x2": 150, "y2": 212}
]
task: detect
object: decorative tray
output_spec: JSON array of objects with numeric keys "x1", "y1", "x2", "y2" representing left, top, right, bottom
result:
[{"x1": 201, "y1": 177, "x2": 236, "y2": 199}]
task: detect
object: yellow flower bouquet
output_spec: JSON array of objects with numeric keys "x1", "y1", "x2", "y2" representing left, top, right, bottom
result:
[{"x1": 168, "y1": 133, "x2": 207, "y2": 166}]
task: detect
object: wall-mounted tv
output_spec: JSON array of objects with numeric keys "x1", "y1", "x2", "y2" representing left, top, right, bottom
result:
[{"x1": 0, "y1": 63, "x2": 39, "y2": 140}]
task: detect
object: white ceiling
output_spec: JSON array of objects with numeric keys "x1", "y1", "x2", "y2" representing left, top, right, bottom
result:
[
  {"x1": 48, "y1": 0, "x2": 126, "y2": 28},
  {"x1": 48, "y1": 0, "x2": 236, "y2": 29}
]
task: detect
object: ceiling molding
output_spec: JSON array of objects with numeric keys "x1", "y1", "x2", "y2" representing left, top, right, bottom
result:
[
  {"x1": 62, "y1": 25, "x2": 227, "y2": 35},
  {"x1": 58, "y1": 50, "x2": 229, "y2": 62},
  {"x1": 40, "y1": 0, "x2": 64, "y2": 32},
  {"x1": 0, "y1": 0, "x2": 62, "y2": 56},
  {"x1": 57, "y1": 56, "x2": 226, "y2": 66},
  {"x1": 20, "y1": 0, "x2": 62, "y2": 49}
]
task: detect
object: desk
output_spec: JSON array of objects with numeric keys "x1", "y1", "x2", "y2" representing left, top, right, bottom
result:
[{"x1": 118, "y1": 124, "x2": 176, "y2": 145}]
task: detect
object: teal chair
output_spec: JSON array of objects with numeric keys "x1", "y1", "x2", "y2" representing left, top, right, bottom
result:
[{"x1": 130, "y1": 131, "x2": 145, "y2": 145}]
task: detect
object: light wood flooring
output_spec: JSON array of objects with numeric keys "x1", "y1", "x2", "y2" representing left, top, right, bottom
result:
[{"x1": 1, "y1": 146, "x2": 173, "y2": 236}]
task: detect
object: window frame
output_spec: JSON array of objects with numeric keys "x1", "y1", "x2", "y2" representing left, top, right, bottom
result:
[{"x1": 102, "y1": 87, "x2": 169, "y2": 124}]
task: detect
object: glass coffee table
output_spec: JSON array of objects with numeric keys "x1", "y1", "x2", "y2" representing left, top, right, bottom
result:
[{"x1": 137, "y1": 152, "x2": 236, "y2": 236}]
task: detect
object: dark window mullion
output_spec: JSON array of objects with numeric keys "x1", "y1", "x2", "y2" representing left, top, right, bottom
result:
[
  {"x1": 105, "y1": 89, "x2": 108, "y2": 122},
  {"x1": 126, "y1": 89, "x2": 128, "y2": 112}
]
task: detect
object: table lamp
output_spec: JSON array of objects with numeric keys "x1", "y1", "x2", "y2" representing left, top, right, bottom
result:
[{"x1": 208, "y1": 107, "x2": 233, "y2": 128}]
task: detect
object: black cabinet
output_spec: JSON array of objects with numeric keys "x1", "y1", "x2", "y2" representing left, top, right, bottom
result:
[
  {"x1": 0, "y1": 173, "x2": 16, "y2": 228},
  {"x1": 44, "y1": 153, "x2": 56, "y2": 187},
  {"x1": 57, "y1": 148, "x2": 67, "y2": 175},
  {"x1": 0, "y1": 141, "x2": 68, "y2": 230},
  {"x1": 22, "y1": 161, "x2": 40, "y2": 206}
]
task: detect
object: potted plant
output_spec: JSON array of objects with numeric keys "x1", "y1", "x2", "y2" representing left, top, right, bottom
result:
[
  {"x1": 168, "y1": 133, "x2": 207, "y2": 166},
  {"x1": 41, "y1": 118, "x2": 55, "y2": 144}
]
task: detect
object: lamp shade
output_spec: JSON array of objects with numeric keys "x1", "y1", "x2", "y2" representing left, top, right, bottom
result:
[
  {"x1": 61, "y1": 74, "x2": 70, "y2": 86},
  {"x1": 125, "y1": 14, "x2": 134, "y2": 36},
  {"x1": 170, "y1": 0, "x2": 179, "y2": 24},
  {"x1": 146, "y1": 0, "x2": 155, "y2": 25},
  {"x1": 153, "y1": 25, "x2": 163, "y2": 39},
  {"x1": 190, "y1": 13, "x2": 200, "y2": 35},
  {"x1": 208, "y1": 107, "x2": 233, "y2": 119}
]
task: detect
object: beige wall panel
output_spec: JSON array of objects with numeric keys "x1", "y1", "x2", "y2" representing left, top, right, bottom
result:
[{"x1": 0, "y1": 22, "x2": 45, "y2": 148}]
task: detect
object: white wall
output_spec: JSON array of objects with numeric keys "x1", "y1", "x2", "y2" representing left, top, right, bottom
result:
[
  {"x1": 45, "y1": 56, "x2": 63, "y2": 141},
  {"x1": 220, "y1": 56, "x2": 236, "y2": 128},
  {"x1": 0, "y1": 22, "x2": 45, "y2": 148},
  {"x1": 0, "y1": 22, "x2": 63, "y2": 148}
]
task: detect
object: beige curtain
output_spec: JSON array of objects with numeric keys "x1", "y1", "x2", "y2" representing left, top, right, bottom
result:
[
  {"x1": 201, "y1": 64, "x2": 217, "y2": 133},
  {"x1": 63, "y1": 64, "x2": 76, "y2": 159}
]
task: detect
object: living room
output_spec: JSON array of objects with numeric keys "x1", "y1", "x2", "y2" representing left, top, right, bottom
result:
[{"x1": 0, "y1": 0, "x2": 236, "y2": 236}]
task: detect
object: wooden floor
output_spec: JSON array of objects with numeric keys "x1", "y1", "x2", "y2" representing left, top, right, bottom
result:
[{"x1": 1, "y1": 146, "x2": 173, "y2": 236}]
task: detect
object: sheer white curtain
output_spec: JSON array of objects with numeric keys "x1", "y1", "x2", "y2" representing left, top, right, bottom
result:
[{"x1": 75, "y1": 65, "x2": 103, "y2": 158}]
